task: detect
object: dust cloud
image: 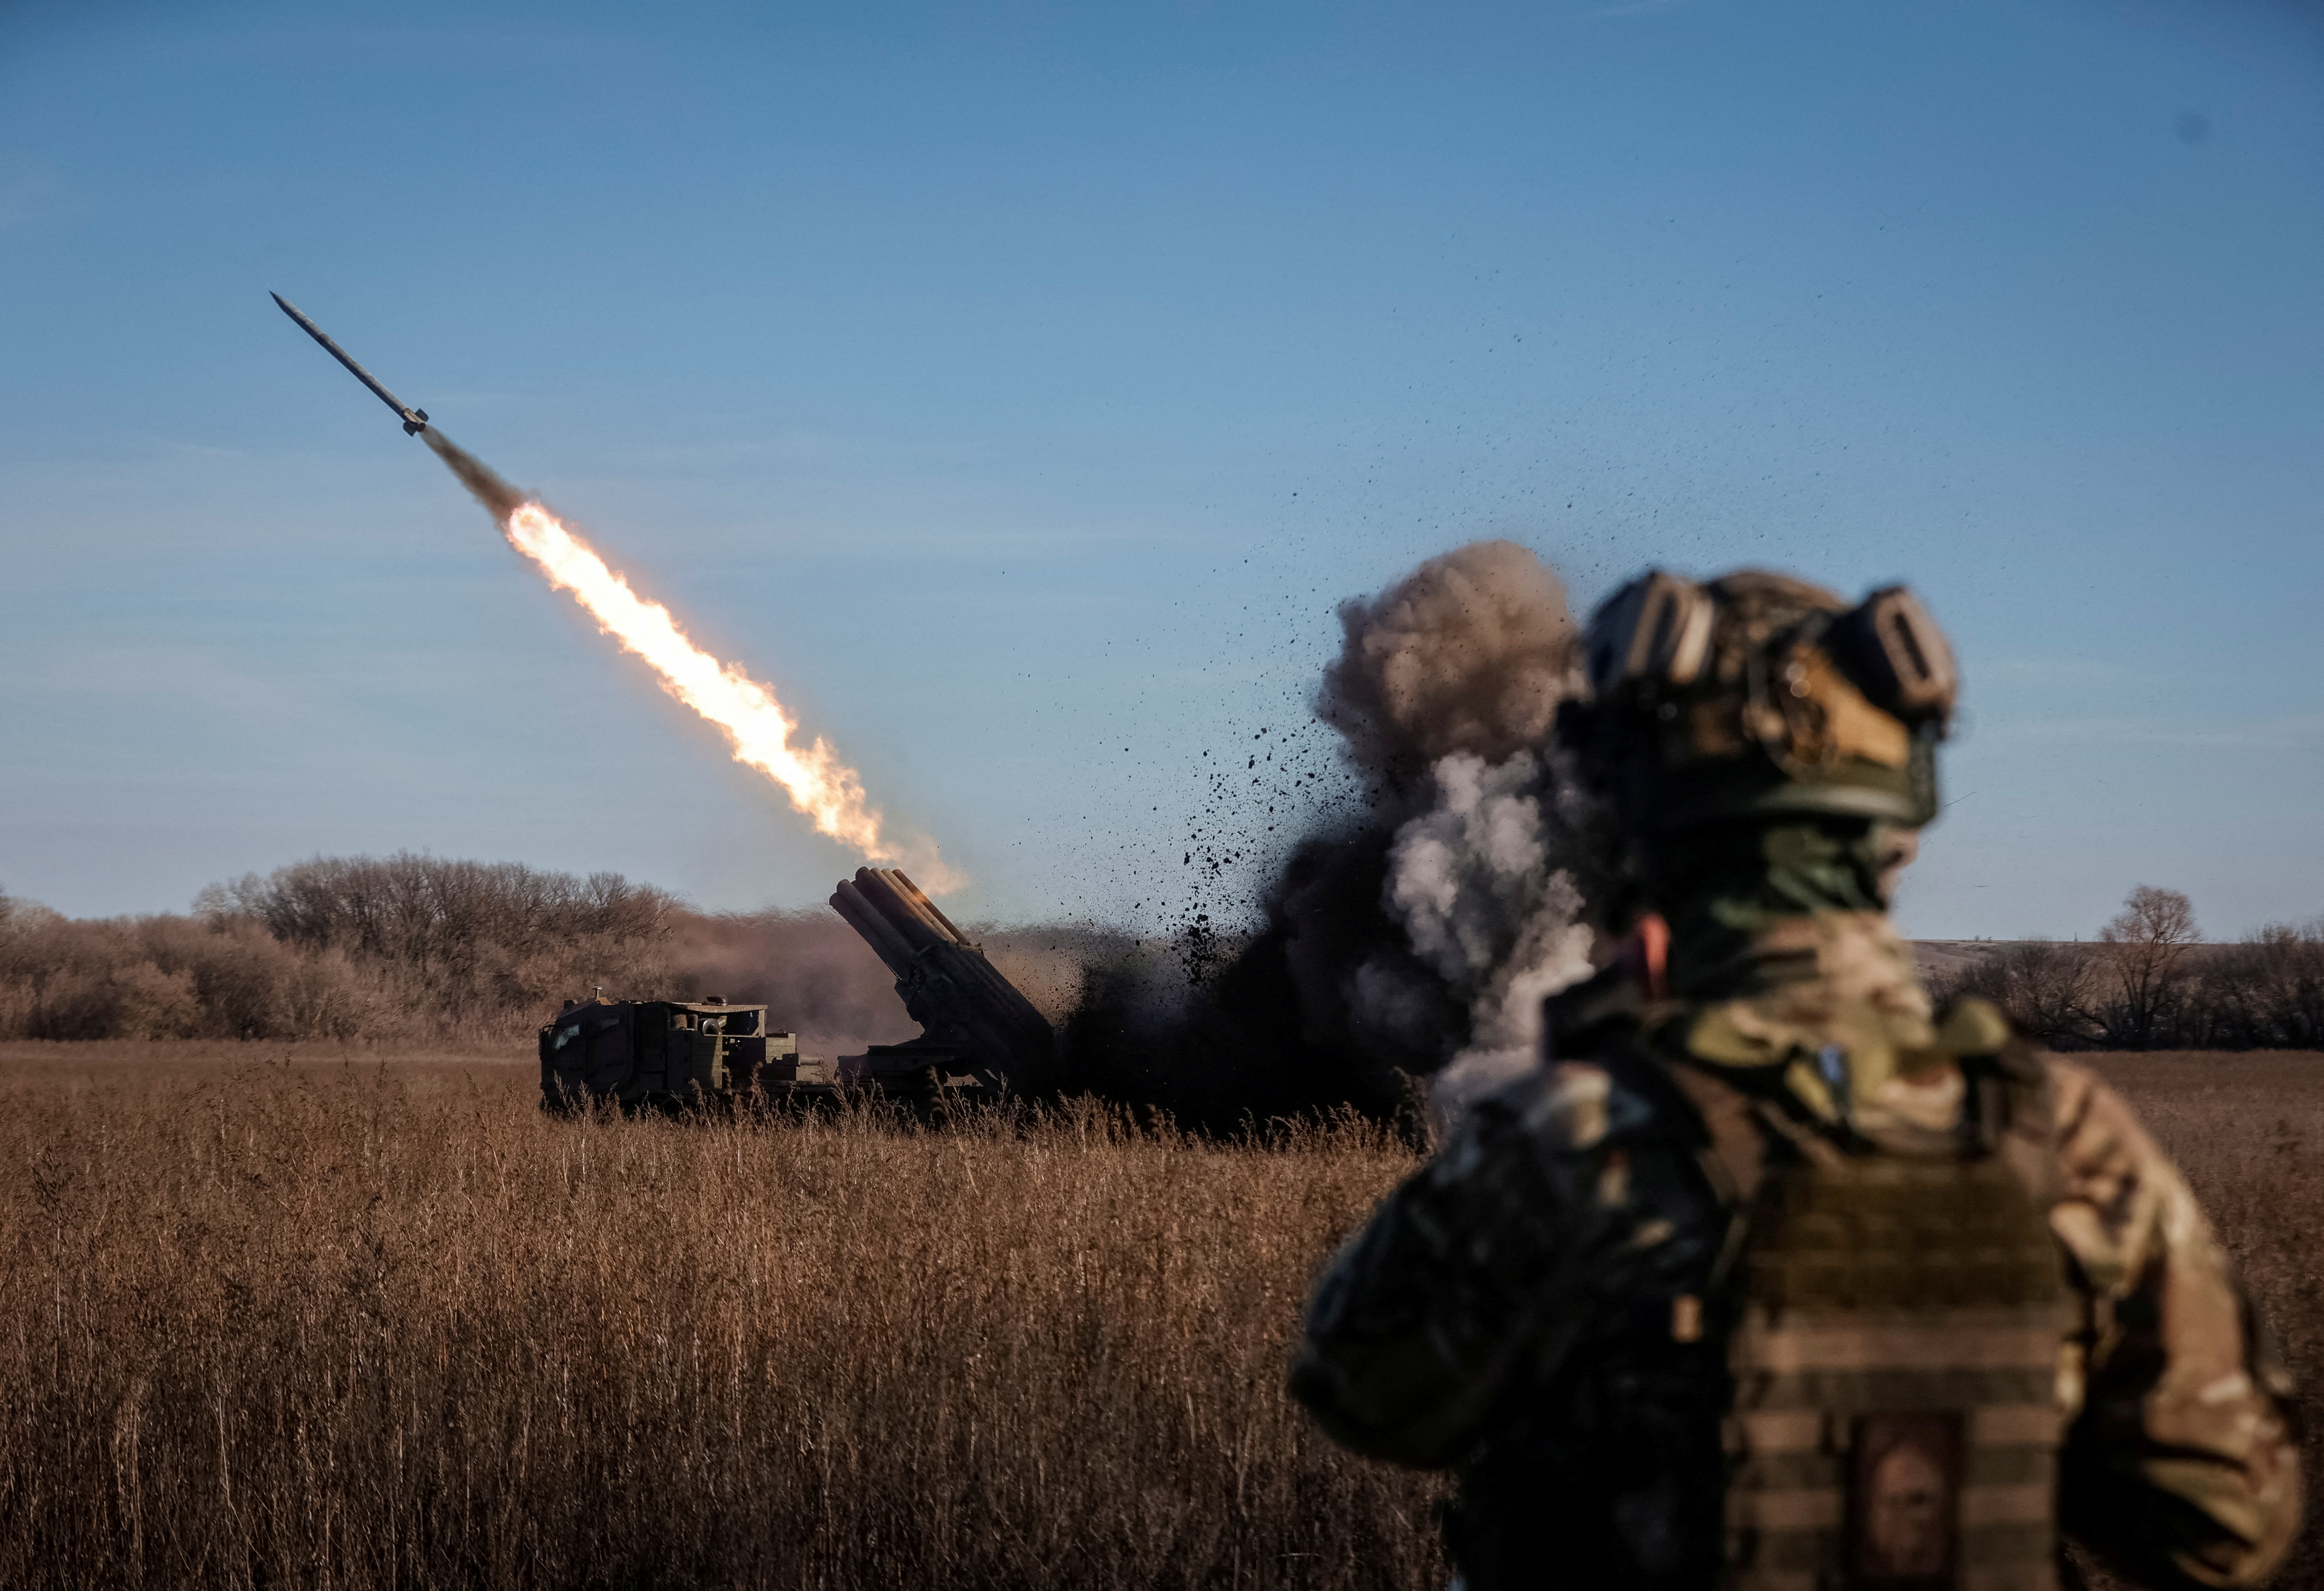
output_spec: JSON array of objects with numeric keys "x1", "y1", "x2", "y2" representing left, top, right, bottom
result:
[{"x1": 1316, "y1": 540, "x2": 1582, "y2": 788}]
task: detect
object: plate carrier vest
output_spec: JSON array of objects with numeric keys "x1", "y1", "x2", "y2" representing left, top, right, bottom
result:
[{"x1": 1713, "y1": 1051, "x2": 2072, "y2": 1591}]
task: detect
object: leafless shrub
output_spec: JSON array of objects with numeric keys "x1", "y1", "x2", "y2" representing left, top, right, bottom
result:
[
  {"x1": 214, "y1": 852, "x2": 684, "y2": 1021},
  {"x1": 1937, "y1": 891, "x2": 2324, "y2": 1053},
  {"x1": 2094, "y1": 885, "x2": 2200, "y2": 1048},
  {"x1": 2183, "y1": 923, "x2": 2324, "y2": 1051},
  {"x1": 1941, "y1": 939, "x2": 2102, "y2": 1049},
  {"x1": 1, "y1": 903, "x2": 391, "y2": 1043},
  {"x1": 3, "y1": 864, "x2": 1165, "y2": 1068},
  {"x1": 3, "y1": 859, "x2": 713, "y2": 1048}
]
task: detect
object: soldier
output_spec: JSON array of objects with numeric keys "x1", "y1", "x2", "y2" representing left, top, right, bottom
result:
[{"x1": 1290, "y1": 570, "x2": 2301, "y2": 1590}]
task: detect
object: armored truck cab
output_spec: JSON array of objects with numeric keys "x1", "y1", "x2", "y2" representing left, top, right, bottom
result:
[{"x1": 540, "y1": 997, "x2": 800, "y2": 1112}]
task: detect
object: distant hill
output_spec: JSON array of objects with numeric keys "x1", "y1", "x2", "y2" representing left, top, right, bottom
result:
[
  {"x1": 1912, "y1": 939, "x2": 2009, "y2": 987},
  {"x1": 1911, "y1": 939, "x2": 2243, "y2": 986}
]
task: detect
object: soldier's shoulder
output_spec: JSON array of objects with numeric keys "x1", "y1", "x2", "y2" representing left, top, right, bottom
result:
[
  {"x1": 1467, "y1": 1046, "x2": 1703, "y2": 1160},
  {"x1": 1926, "y1": 1002, "x2": 2194, "y2": 1283},
  {"x1": 1928, "y1": 995, "x2": 2109, "y2": 1108}
]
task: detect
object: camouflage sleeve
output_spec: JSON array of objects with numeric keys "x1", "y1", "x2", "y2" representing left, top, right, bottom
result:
[
  {"x1": 1287, "y1": 1064, "x2": 1632, "y2": 1468},
  {"x1": 2045, "y1": 1060, "x2": 2303, "y2": 1589}
]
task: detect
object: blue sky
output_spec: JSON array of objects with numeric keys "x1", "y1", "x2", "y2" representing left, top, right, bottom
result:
[{"x1": 2, "y1": 0, "x2": 2318, "y2": 940}]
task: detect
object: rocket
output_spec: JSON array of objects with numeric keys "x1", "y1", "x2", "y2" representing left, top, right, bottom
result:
[{"x1": 269, "y1": 292, "x2": 430, "y2": 435}]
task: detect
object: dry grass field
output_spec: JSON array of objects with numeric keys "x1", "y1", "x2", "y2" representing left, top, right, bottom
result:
[
  {"x1": 0, "y1": 1041, "x2": 1442, "y2": 1590},
  {"x1": 0, "y1": 1042, "x2": 2316, "y2": 1589},
  {"x1": 2070, "y1": 1054, "x2": 2324, "y2": 1590}
]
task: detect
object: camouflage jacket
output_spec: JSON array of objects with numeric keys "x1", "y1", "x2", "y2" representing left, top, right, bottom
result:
[{"x1": 1290, "y1": 912, "x2": 2301, "y2": 1591}]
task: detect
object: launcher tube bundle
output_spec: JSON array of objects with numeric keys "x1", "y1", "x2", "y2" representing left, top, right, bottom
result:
[{"x1": 830, "y1": 868, "x2": 1059, "y2": 1095}]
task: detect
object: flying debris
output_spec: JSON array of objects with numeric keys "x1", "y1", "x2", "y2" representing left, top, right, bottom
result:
[{"x1": 269, "y1": 291, "x2": 431, "y2": 435}]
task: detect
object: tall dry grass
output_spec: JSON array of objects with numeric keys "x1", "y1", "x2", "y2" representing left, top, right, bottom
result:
[
  {"x1": 2073, "y1": 1053, "x2": 2324, "y2": 1591},
  {"x1": 3, "y1": 1046, "x2": 2317, "y2": 1589},
  {"x1": 0, "y1": 1043, "x2": 1442, "y2": 1590}
]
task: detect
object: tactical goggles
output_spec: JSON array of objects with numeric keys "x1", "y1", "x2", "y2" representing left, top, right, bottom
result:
[{"x1": 1584, "y1": 572, "x2": 1957, "y2": 730}]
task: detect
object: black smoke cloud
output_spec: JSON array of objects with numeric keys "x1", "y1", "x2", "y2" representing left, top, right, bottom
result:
[{"x1": 1056, "y1": 541, "x2": 1606, "y2": 1130}]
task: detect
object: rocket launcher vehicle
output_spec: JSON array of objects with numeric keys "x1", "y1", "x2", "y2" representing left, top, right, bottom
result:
[
  {"x1": 539, "y1": 871, "x2": 1056, "y2": 1114},
  {"x1": 830, "y1": 868, "x2": 1059, "y2": 1097}
]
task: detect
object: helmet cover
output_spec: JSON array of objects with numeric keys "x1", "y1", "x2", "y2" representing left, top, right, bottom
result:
[{"x1": 1564, "y1": 569, "x2": 1955, "y2": 832}]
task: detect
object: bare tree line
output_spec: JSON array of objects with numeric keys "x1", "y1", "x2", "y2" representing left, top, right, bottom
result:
[
  {"x1": 1934, "y1": 885, "x2": 2324, "y2": 1051},
  {"x1": 8, "y1": 860, "x2": 2321, "y2": 1054},
  {"x1": 0, "y1": 854, "x2": 1111, "y2": 1056},
  {"x1": 0, "y1": 854, "x2": 918, "y2": 1047},
  {"x1": 202, "y1": 855, "x2": 676, "y2": 977}
]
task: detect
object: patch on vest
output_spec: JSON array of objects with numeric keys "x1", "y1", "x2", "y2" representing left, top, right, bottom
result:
[
  {"x1": 1847, "y1": 1412, "x2": 1960, "y2": 1588},
  {"x1": 1722, "y1": 1156, "x2": 2070, "y2": 1591}
]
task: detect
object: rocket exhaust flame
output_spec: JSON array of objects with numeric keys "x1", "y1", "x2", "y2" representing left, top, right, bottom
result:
[
  {"x1": 263, "y1": 298, "x2": 951, "y2": 884},
  {"x1": 420, "y1": 429, "x2": 960, "y2": 892}
]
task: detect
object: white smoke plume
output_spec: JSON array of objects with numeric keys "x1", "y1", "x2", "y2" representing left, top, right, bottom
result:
[
  {"x1": 1383, "y1": 751, "x2": 1596, "y2": 1119},
  {"x1": 1316, "y1": 541, "x2": 1600, "y2": 1123}
]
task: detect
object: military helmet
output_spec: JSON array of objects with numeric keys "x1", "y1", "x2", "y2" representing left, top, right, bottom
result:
[{"x1": 1562, "y1": 568, "x2": 1957, "y2": 831}]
